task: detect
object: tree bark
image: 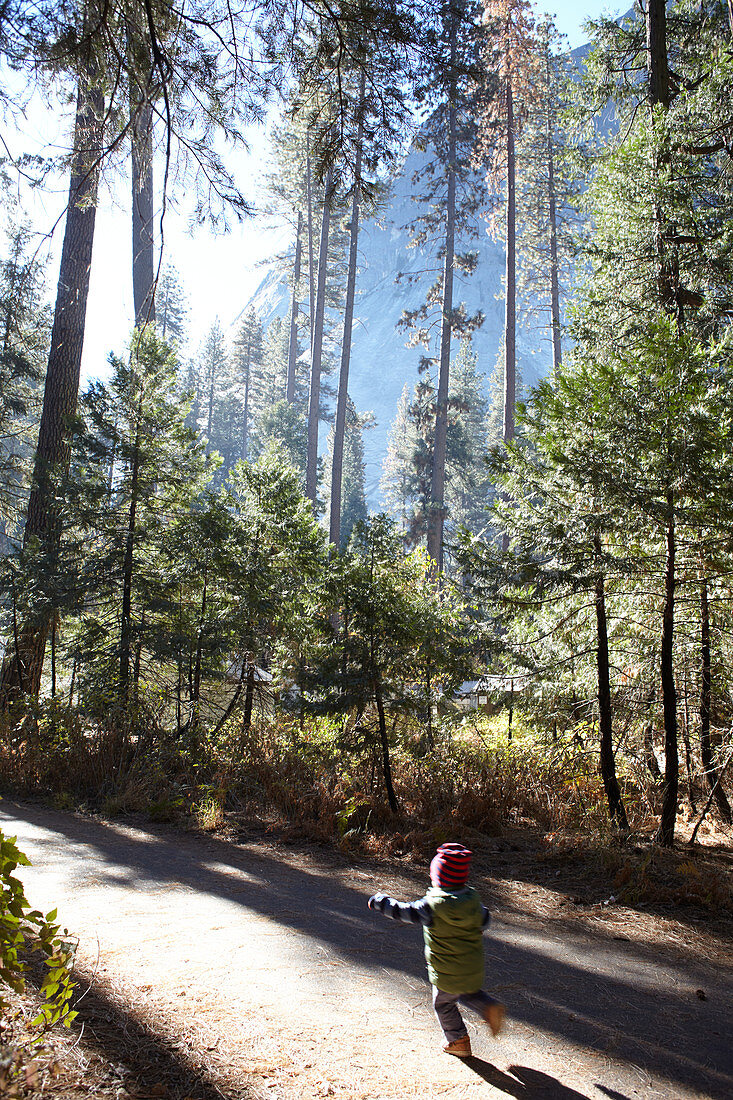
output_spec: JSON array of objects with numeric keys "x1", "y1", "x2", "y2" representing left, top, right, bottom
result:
[
  {"x1": 206, "y1": 359, "x2": 216, "y2": 441},
  {"x1": 682, "y1": 674, "x2": 696, "y2": 811},
  {"x1": 0, "y1": 61, "x2": 104, "y2": 704},
  {"x1": 306, "y1": 150, "x2": 316, "y2": 351},
  {"x1": 657, "y1": 500, "x2": 679, "y2": 846},
  {"x1": 699, "y1": 578, "x2": 732, "y2": 822},
  {"x1": 374, "y1": 672, "x2": 398, "y2": 812},
  {"x1": 242, "y1": 658, "x2": 256, "y2": 732},
  {"x1": 286, "y1": 212, "x2": 302, "y2": 404},
  {"x1": 131, "y1": 96, "x2": 155, "y2": 327},
  {"x1": 241, "y1": 339, "x2": 251, "y2": 462},
  {"x1": 594, "y1": 536, "x2": 629, "y2": 829},
  {"x1": 646, "y1": 0, "x2": 671, "y2": 110},
  {"x1": 546, "y1": 81, "x2": 562, "y2": 378},
  {"x1": 503, "y1": 76, "x2": 516, "y2": 445},
  {"x1": 120, "y1": 396, "x2": 143, "y2": 696},
  {"x1": 329, "y1": 76, "x2": 365, "y2": 548},
  {"x1": 646, "y1": 0, "x2": 678, "y2": 316},
  {"x1": 191, "y1": 563, "x2": 208, "y2": 728},
  {"x1": 305, "y1": 170, "x2": 332, "y2": 505},
  {"x1": 426, "y1": 11, "x2": 458, "y2": 572}
]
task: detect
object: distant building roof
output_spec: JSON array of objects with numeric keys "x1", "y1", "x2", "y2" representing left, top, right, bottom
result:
[{"x1": 455, "y1": 673, "x2": 529, "y2": 697}]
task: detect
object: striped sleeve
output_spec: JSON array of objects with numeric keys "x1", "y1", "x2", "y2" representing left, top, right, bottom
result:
[{"x1": 368, "y1": 893, "x2": 433, "y2": 926}]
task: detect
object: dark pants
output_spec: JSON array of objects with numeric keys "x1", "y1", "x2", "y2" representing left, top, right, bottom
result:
[{"x1": 432, "y1": 986, "x2": 500, "y2": 1043}]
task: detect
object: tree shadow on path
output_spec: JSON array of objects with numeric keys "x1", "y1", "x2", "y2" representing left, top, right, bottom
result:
[
  {"x1": 26, "y1": 962, "x2": 246, "y2": 1099},
  {"x1": 4, "y1": 800, "x2": 732, "y2": 1100}
]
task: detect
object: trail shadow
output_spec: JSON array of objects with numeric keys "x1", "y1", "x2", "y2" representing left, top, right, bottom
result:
[
  {"x1": 4, "y1": 799, "x2": 733, "y2": 1100},
  {"x1": 26, "y1": 964, "x2": 241, "y2": 1100},
  {"x1": 484, "y1": 839, "x2": 733, "y2": 943},
  {"x1": 467, "y1": 1059, "x2": 593, "y2": 1099}
]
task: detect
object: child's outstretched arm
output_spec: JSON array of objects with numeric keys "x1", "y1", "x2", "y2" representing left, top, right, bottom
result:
[{"x1": 368, "y1": 893, "x2": 433, "y2": 926}]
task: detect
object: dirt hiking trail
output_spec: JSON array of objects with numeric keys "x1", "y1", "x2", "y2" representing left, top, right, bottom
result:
[{"x1": 3, "y1": 799, "x2": 732, "y2": 1100}]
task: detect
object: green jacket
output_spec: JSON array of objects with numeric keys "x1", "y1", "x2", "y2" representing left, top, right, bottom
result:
[{"x1": 422, "y1": 885, "x2": 485, "y2": 994}]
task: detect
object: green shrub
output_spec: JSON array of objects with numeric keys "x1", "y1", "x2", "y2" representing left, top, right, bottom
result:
[{"x1": 0, "y1": 826, "x2": 77, "y2": 1095}]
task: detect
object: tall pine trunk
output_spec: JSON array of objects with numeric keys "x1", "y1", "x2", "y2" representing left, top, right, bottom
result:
[
  {"x1": 286, "y1": 212, "x2": 302, "y2": 403},
  {"x1": 647, "y1": 0, "x2": 679, "y2": 846},
  {"x1": 646, "y1": 0, "x2": 677, "y2": 316},
  {"x1": 426, "y1": 14, "x2": 458, "y2": 572},
  {"x1": 130, "y1": 79, "x2": 155, "y2": 326},
  {"x1": 305, "y1": 170, "x2": 332, "y2": 505},
  {"x1": 503, "y1": 76, "x2": 516, "y2": 445},
  {"x1": 243, "y1": 658, "x2": 256, "y2": 733},
  {"x1": 700, "y1": 577, "x2": 732, "y2": 822},
  {"x1": 646, "y1": 0, "x2": 670, "y2": 110},
  {"x1": 119, "y1": 393, "x2": 144, "y2": 696},
  {"x1": 329, "y1": 77, "x2": 365, "y2": 548},
  {"x1": 546, "y1": 90, "x2": 562, "y2": 377},
  {"x1": 241, "y1": 340, "x2": 251, "y2": 461},
  {"x1": 0, "y1": 60, "x2": 104, "y2": 704},
  {"x1": 191, "y1": 563, "x2": 208, "y2": 729},
  {"x1": 594, "y1": 535, "x2": 628, "y2": 829},
  {"x1": 657, "y1": 496, "x2": 679, "y2": 845},
  {"x1": 306, "y1": 150, "x2": 316, "y2": 351},
  {"x1": 206, "y1": 362, "x2": 215, "y2": 441}
]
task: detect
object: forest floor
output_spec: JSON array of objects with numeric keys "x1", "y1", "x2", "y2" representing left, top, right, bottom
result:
[{"x1": 2, "y1": 798, "x2": 733, "y2": 1100}]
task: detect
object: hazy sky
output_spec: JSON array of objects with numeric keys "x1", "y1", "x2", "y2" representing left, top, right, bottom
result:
[{"x1": 58, "y1": 0, "x2": 622, "y2": 381}]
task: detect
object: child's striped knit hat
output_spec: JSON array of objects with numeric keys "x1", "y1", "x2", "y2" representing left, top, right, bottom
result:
[{"x1": 430, "y1": 843, "x2": 472, "y2": 889}]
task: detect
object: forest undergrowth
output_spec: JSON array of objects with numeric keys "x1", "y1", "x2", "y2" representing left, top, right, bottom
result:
[
  {"x1": 2, "y1": 701, "x2": 731, "y2": 920},
  {"x1": 2, "y1": 703, "x2": 732, "y2": 1099}
]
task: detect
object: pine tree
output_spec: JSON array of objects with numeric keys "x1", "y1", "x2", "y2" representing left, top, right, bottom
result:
[
  {"x1": 0, "y1": 36, "x2": 106, "y2": 704},
  {"x1": 381, "y1": 340, "x2": 492, "y2": 548},
  {"x1": 380, "y1": 383, "x2": 419, "y2": 535},
  {"x1": 157, "y1": 265, "x2": 188, "y2": 346},
  {"x1": 67, "y1": 331, "x2": 213, "y2": 705},
  {"x1": 577, "y1": 0, "x2": 733, "y2": 843},
  {"x1": 231, "y1": 308, "x2": 265, "y2": 464},
  {"x1": 197, "y1": 320, "x2": 228, "y2": 447},
  {"x1": 0, "y1": 223, "x2": 50, "y2": 552},
  {"x1": 126, "y1": 0, "x2": 156, "y2": 328},
  {"x1": 399, "y1": 0, "x2": 488, "y2": 570},
  {"x1": 481, "y1": 0, "x2": 537, "y2": 446},
  {"x1": 297, "y1": 516, "x2": 468, "y2": 808},
  {"x1": 515, "y1": 17, "x2": 577, "y2": 376},
  {"x1": 324, "y1": 397, "x2": 371, "y2": 547},
  {"x1": 444, "y1": 338, "x2": 492, "y2": 539}
]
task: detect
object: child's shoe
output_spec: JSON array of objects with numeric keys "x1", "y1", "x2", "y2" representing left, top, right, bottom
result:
[
  {"x1": 443, "y1": 1035, "x2": 472, "y2": 1058},
  {"x1": 484, "y1": 1001, "x2": 506, "y2": 1037}
]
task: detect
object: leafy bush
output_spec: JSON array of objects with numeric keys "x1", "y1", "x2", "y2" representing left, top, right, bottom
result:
[{"x1": 0, "y1": 827, "x2": 77, "y2": 1096}]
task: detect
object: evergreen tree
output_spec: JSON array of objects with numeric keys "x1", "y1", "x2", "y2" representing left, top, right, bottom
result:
[
  {"x1": 67, "y1": 331, "x2": 213, "y2": 705},
  {"x1": 324, "y1": 398, "x2": 372, "y2": 547},
  {"x1": 444, "y1": 338, "x2": 492, "y2": 540},
  {"x1": 381, "y1": 340, "x2": 492, "y2": 548},
  {"x1": 231, "y1": 308, "x2": 265, "y2": 464},
  {"x1": 297, "y1": 516, "x2": 468, "y2": 809},
  {"x1": 515, "y1": 17, "x2": 578, "y2": 376},
  {"x1": 0, "y1": 223, "x2": 50, "y2": 552},
  {"x1": 157, "y1": 265, "x2": 188, "y2": 346},
  {"x1": 0, "y1": 30, "x2": 106, "y2": 704},
  {"x1": 251, "y1": 400, "x2": 308, "y2": 480},
  {"x1": 380, "y1": 383, "x2": 418, "y2": 535},
  {"x1": 160, "y1": 447, "x2": 325, "y2": 735},
  {"x1": 481, "y1": 0, "x2": 537, "y2": 445},
  {"x1": 575, "y1": 0, "x2": 733, "y2": 843},
  {"x1": 197, "y1": 320, "x2": 228, "y2": 449},
  {"x1": 399, "y1": 0, "x2": 488, "y2": 570}
]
